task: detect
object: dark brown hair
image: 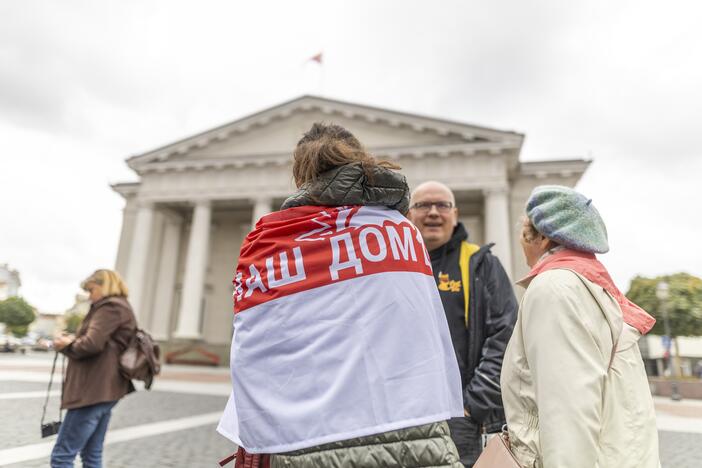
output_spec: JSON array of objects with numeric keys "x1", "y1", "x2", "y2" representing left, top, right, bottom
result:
[{"x1": 292, "y1": 122, "x2": 400, "y2": 187}]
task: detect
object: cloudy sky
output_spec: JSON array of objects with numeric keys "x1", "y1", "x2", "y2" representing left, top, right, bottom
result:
[{"x1": 1, "y1": 0, "x2": 700, "y2": 312}]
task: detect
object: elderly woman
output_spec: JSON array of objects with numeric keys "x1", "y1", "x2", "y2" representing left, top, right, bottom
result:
[
  {"x1": 51, "y1": 269, "x2": 136, "y2": 468},
  {"x1": 500, "y1": 185, "x2": 660, "y2": 468},
  {"x1": 218, "y1": 123, "x2": 464, "y2": 467}
]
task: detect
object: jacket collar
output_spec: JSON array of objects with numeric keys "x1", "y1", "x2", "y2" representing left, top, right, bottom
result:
[
  {"x1": 429, "y1": 223, "x2": 495, "y2": 274},
  {"x1": 429, "y1": 223, "x2": 468, "y2": 260},
  {"x1": 517, "y1": 248, "x2": 656, "y2": 335},
  {"x1": 89, "y1": 295, "x2": 128, "y2": 311},
  {"x1": 281, "y1": 163, "x2": 409, "y2": 213},
  {"x1": 90, "y1": 296, "x2": 112, "y2": 310}
]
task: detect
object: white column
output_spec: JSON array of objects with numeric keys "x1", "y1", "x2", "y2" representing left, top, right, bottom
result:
[
  {"x1": 115, "y1": 200, "x2": 137, "y2": 276},
  {"x1": 125, "y1": 201, "x2": 154, "y2": 321},
  {"x1": 483, "y1": 187, "x2": 513, "y2": 279},
  {"x1": 251, "y1": 197, "x2": 273, "y2": 229},
  {"x1": 149, "y1": 215, "x2": 182, "y2": 341},
  {"x1": 174, "y1": 201, "x2": 212, "y2": 340}
]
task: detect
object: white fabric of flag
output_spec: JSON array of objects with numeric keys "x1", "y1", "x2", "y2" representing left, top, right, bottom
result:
[{"x1": 217, "y1": 205, "x2": 463, "y2": 453}]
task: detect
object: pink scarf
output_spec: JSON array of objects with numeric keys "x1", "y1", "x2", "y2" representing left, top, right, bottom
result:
[{"x1": 518, "y1": 249, "x2": 656, "y2": 335}]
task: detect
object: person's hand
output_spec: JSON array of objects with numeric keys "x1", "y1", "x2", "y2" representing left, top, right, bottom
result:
[
  {"x1": 53, "y1": 335, "x2": 73, "y2": 351},
  {"x1": 464, "y1": 408, "x2": 471, "y2": 417}
]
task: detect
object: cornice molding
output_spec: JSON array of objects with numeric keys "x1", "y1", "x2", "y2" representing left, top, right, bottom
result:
[
  {"x1": 135, "y1": 141, "x2": 521, "y2": 175},
  {"x1": 136, "y1": 189, "x2": 292, "y2": 204},
  {"x1": 377, "y1": 141, "x2": 521, "y2": 160},
  {"x1": 111, "y1": 182, "x2": 140, "y2": 197},
  {"x1": 518, "y1": 159, "x2": 591, "y2": 179}
]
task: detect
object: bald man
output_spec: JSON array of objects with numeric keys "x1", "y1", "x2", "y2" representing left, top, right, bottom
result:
[{"x1": 408, "y1": 181, "x2": 518, "y2": 467}]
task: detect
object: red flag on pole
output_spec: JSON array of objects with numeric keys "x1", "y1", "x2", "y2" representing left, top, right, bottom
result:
[{"x1": 308, "y1": 52, "x2": 323, "y2": 64}]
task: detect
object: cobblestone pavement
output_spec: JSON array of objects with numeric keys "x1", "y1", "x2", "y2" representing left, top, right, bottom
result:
[
  {"x1": 5, "y1": 424, "x2": 235, "y2": 468},
  {"x1": 0, "y1": 381, "x2": 46, "y2": 393},
  {"x1": 0, "y1": 381, "x2": 229, "y2": 451},
  {"x1": 659, "y1": 431, "x2": 702, "y2": 468},
  {"x1": 2, "y1": 354, "x2": 702, "y2": 467}
]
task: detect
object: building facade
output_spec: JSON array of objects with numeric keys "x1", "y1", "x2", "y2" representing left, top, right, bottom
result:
[
  {"x1": 112, "y1": 96, "x2": 589, "y2": 361},
  {"x1": 0, "y1": 264, "x2": 21, "y2": 301}
]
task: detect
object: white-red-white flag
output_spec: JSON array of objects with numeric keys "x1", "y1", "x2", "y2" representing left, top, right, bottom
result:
[{"x1": 217, "y1": 205, "x2": 463, "y2": 453}]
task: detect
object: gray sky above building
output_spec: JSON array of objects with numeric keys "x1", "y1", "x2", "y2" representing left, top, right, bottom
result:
[{"x1": 1, "y1": 0, "x2": 700, "y2": 311}]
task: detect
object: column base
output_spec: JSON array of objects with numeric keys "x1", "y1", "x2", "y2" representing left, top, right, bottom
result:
[
  {"x1": 172, "y1": 331, "x2": 203, "y2": 340},
  {"x1": 162, "y1": 338, "x2": 223, "y2": 366}
]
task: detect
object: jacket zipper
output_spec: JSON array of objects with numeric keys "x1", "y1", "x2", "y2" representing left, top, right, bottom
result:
[{"x1": 474, "y1": 368, "x2": 501, "y2": 391}]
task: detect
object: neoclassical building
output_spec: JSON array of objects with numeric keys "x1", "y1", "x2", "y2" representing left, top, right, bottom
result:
[{"x1": 113, "y1": 95, "x2": 589, "y2": 361}]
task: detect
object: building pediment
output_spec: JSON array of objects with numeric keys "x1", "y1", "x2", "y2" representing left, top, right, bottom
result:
[{"x1": 127, "y1": 95, "x2": 524, "y2": 174}]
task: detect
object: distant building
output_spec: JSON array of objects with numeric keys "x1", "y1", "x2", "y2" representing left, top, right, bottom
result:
[
  {"x1": 112, "y1": 95, "x2": 590, "y2": 362},
  {"x1": 65, "y1": 293, "x2": 90, "y2": 317},
  {"x1": 641, "y1": 334, "x2": 702, "y2": 377},
  {"x1": 0, "y1": 264, "x2": 21, "y2": 300},
  {"x1": 31, "y1": 311, "x2": 65, "y2": 338},
  {"x1": 30, "y1": 294, "x2": 89, "y2": 338}
]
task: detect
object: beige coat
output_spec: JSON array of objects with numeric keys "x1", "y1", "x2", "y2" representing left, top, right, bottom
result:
[{"x1": 501, "y1": 269, "x2": 659, "y2": 468}]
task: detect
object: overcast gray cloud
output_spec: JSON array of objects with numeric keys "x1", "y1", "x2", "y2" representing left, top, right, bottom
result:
[{"x1": 1, "y1": 0, "x2": 700, "y2": 311}]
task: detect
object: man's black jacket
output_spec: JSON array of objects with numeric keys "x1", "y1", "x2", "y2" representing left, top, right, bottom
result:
[{"x1": 429, "y1": 223, "x2": 518, "y2": 432}]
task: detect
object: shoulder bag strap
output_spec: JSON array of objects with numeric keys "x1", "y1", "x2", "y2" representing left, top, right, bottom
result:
[
  {"x1": 60, "y1": 353, "x2": 65, "y2": 422},
  {"x1": 571, "y1": 271, "x2": 620, "y2": 371},
  {"x1": 40, "y1": 351, "x2": 59, "y2": 426}
]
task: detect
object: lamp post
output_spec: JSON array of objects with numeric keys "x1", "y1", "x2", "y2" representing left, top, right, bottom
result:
[{"x1": 656, "y1": 281, "x2": 682, "y2": 401}]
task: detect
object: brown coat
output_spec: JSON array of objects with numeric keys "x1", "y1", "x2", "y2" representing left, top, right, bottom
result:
[{"x1": 60, "y1": 296, "x2": 137, "y2": 409}]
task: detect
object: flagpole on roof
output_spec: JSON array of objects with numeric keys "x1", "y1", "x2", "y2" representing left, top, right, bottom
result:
[
  {"x1": 304, "y1": 51, "x2": 324, "y2": 96},
  {"x1": 319, "y1": 54, "x2": 325, "y2": 96}
]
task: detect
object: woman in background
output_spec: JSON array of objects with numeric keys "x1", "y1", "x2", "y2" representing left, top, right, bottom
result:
[{"x1": 51, "y1": 269, "x2": 136, "y2": 468}]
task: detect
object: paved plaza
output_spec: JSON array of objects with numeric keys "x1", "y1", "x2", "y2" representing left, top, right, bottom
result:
[{"x1": 1, "y1": 353, "x2": 701, "y2": 467}]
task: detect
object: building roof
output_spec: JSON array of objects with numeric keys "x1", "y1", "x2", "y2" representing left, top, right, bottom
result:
[{"x1": 125, "y1": 95, "x2": 525, "y2": 171}]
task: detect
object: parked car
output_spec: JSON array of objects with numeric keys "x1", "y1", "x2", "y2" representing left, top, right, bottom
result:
[{"x1": 0, "y1": 334, "x2": 21, "y2": 353}]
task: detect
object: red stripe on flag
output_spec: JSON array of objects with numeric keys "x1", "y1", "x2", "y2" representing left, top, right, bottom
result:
[{"x1": 232, "y1": 206, "x2": 432, "y2": 313}]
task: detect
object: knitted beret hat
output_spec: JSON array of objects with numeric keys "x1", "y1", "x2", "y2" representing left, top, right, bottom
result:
[{"x1": 526, "y1": 185, "x2": 609, "y2": 254}]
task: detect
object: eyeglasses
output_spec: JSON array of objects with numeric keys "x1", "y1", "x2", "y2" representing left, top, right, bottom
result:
[{"x1": 409, "y1": 201, "x2": 454, "y2": 213}]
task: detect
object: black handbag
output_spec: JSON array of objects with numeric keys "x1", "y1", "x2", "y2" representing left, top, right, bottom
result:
[{"x1": 40, "y1": 351, "x2": 64, "y2": 438}]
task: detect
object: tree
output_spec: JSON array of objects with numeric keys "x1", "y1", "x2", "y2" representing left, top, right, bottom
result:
[
  {"x1": 64, "y1": 312, "x2": 85, "y2": 334},
  {"x1": 0, "y1": 297, "x2": 37, "y2": 337},
  {"x1": 626, "y1": 273, "x2": 702, "y2": 338}
]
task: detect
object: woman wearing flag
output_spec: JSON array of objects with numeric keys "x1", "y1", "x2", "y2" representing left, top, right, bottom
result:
[
  {"x1": 499, "y1": 185, "x2": 660, "y2": 467},
  {"x1": 218, "y1": 123, "x2": 465, "y2": 467}
]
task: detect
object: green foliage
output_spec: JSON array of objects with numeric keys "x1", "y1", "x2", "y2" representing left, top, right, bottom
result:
[
  {"x1": 0, "y1": 296, "x2": 37, "y2": 337},
  {"x1": 64, "y1": 312, "x2": 85, "y2": 334},
  {"x1": 9, "y1": 324, "x2": 30, "y2": 337},
  {"x1": 626, "y1": 273, "x2": 702, "y2": 337}
]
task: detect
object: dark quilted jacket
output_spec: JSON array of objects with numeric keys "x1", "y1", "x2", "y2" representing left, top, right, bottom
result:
[
  {"x1": 270, "y1": 421, "x2": 462, "y2": 468},
  {"x1": 281, "y1": 162, "x2": 409, "y2": 214}
]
